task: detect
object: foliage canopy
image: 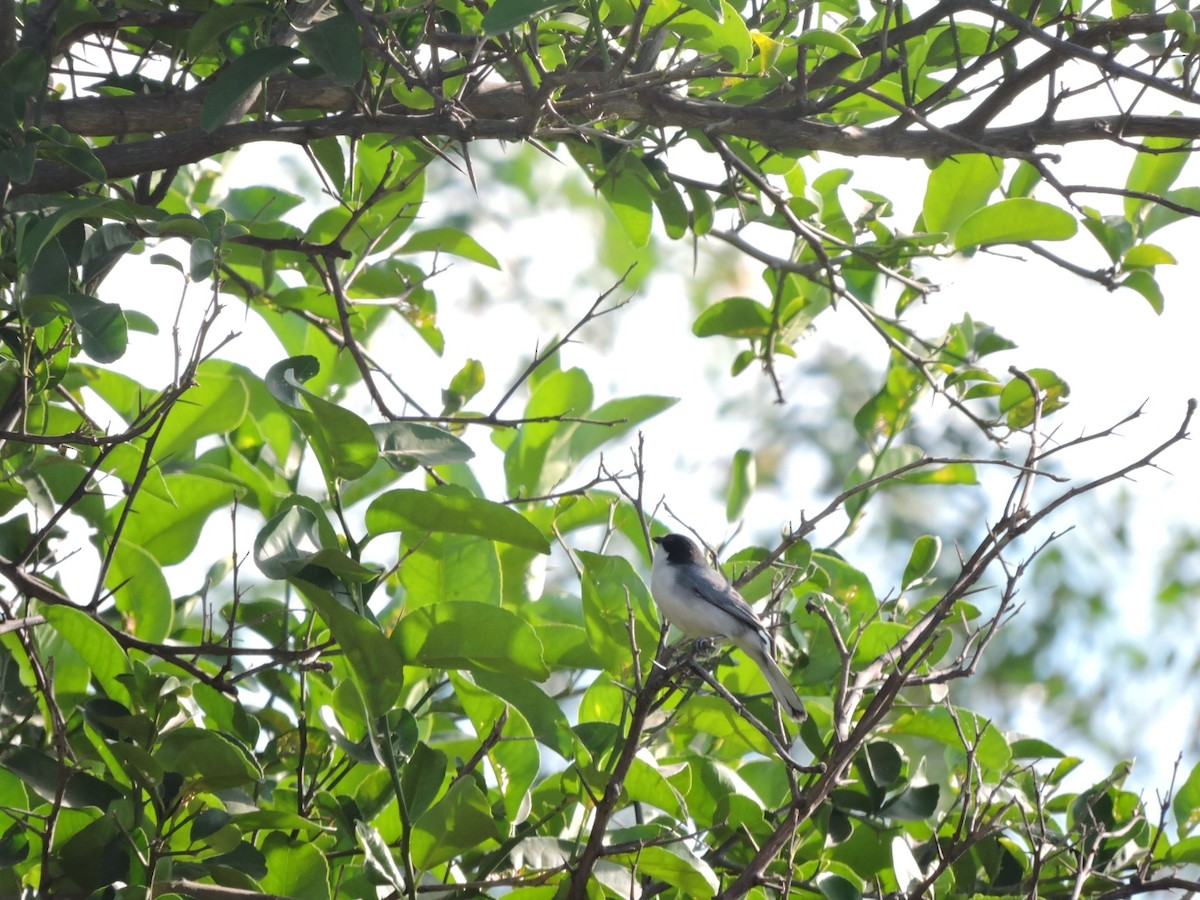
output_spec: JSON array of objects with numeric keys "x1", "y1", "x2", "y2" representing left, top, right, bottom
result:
[{"x1": 1, "y1": 0, "x2": 1198, "y2": 897}]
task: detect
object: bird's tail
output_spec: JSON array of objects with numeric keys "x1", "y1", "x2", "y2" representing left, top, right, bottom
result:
[{"x1": 745, "y1": 644, "x2": 807, "y2": 721}]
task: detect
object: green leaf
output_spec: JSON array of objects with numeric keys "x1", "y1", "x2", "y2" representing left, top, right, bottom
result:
[
  {"x1": 297, "y1": 10, "x2": 363, "y2": 87},
  {"x1": 1174, "y1": 759, "x2": 1200, "y2": 834},
  {"x1": 481, "y1": 0, "x2": 569, "y2": 34},
  {"x1": 1122, "y1": 243, "x2": 1176, "y2": 269},
  {"x1": 922, "y1": 154, "x2": 1002, "y2": 237},
  {"x1": 394, "y1": 600, "x2": 548, "y2": 680},
  {"x1": 397, "y1": 227, "x2": 500, "y2": 268},
  {"x1": 265, "y1": 356, "x2": 378, "y2": 481},
  {"x1": 955, "y1": 198, "x2": 1077, "y2": 248},
  {"x1": 795, "y1": 28, "x2": 862, "y2": 58},
  {"x1": 41, "y1": 606, "x2": 131, "y2": 705},
  {"x1": 18, "y1": 197, "x2": 113, "y2": 272},
  {"x1": 1143, "y1": 186, "x2": 1200, "y2": 236},
  {"x1": 597, "y1": 163, "x2": 653, "y2": 248},
  {"x1": 566, "y1": 395, "x2": 678, "y2": 464},
  {"x1": 156, "y1": 364, "x2": 250, "y2": 460},
  {"x1": 998, "y1": 368, "x2": 1070, "y2": 428},
  {"x1": 817, "y1": 872, "x2": 863, "y2": 900},
  {"x1": 1125, "y1": 136, "x2": 1190, "y2": 223},
  {"x1": 725, "y1": 448, "x2": 756, "y2": 521},
  {"x1": 293, "y1": 579, "x2": 405, "y2": 718},
  {"x1": 473, "y1": 671, "x2": 577, "y2": 760},
  {"x1": 187, "y1": 5, "x2": 270, "y2": 58},
  {"x1": 61, "y1": 294, "x2": 128, "y2": 363},
  {"x1": 693, "y1": 297, "x2": 773, "y2": 338},
  {"x1": 114, "y1": 472, "x2": 241, "y2": 566},
  {"x1": 155, "y1": 727, "x2": 263, "y2": 790},
  {"x1": 891, "y1": 707, "x2": 1012, "y2": 771},
  {"x1": 1120, "y1": 270, "x2": 1165, "y2": 314},
  {"x1": 504, "y1": 367, "x2": 594, "y2": 496},
  {"x1": 373, "y1": 422, "x2": 475, "y2": 473},
  {"x1": 1, "y1": 747, "x2": 120, "y2": 810},
  {"x1": 257, "y1": 832, "x2": 331, "y2": 900},
  {"x1": 356, "y1": 822, "x2": 406, "y2": 893},
  {"x1": 366, "y1": 487, "x2": 550, "y2": 553},
  {"x1": 398, "y1": 532, "x2": 502, "y2": 607},
  {"x1": 901, "y1": 535, "x2": 941, "y2": 590},
  {"x1": 254, "y1": 503, "x2": 376, "y2": 582},
  {"x1": 200, "y1": 46, "x2": 301, "y2": 132},
  {"x1": 578, "y1": 551, "x2": 659, "y2": 678},
  {"x1": 106, "y1": 541, "x2": 173, "y2": 643},
  {"x1": 410, "y1": 777, "x2": 503, "y2": 868}
]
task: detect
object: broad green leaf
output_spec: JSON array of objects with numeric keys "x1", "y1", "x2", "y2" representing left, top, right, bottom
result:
[
  {"x1": 473, "y1": 670, "x2": 578, "y2": 760},
  {"x1": 393, "y1": 600, "x2": 548, "y2": 680},
  {"x1": 566, "y1": 395, "x2": 677, "y2": 464},
  {"x1": 366, "y1": 487, "x2": 550, "y2": 553},
  {"x1": 399, "y1": 532, "x2": 502, "y2": 607},
  {"x1": 1122, "y1": 243, "x2": 1176, "y2": 268},
  {"x1": 297, "y1": 10, "x2": 363, "y2": 87},
  {"x1": 1125, "y1": 136, "x2": 1190, "y2": 223},
  {"x1": 1120, "y1": 270, "x2": 1165, "y2": 313},
  {"x1": 450, "y1": 673, "x2": 539, "y2": 818},
  {"x1": 693, "y1": 297, "x2": 772, "y2": 338},
  {"x1": 200, "y1": 46, "x2": 301, "y2": 132},
  {"x1": 673, "y1": 0, "x2": 753, "y2": 65},
  {"x1": 155, "y1": 727, "x2": 262, "y2": 790},
  {"x1": 156, "y1": 365, "x2": 250, "y2": 461},
  {"x1": 481, "y1": 0, "x2": 569, "y2": 34},
  {"x1": 0, "y1": 747, "x2": 121, "y2": 810},
  {"x1": 890, "y1": 707, "x2": 1012, "y2": 771},
  {"x1": 293, "y1": 579, "x2": 405, "y2": 718},
  {"x1": 61, "y1": 294, "x2": 127, "y2": 363},
  {"x1": 254, "y1": 503, "x2": 376, "y2": 582},
  {"x1": 17, "y1": 197, "x2": 113, "y2": 272},
  {"x1": 397, "y1": 227, "x2": 500, "y2": 268},
  {"x1": 597, "y1": 164, "x2": 653, "y2": 248},
  {"x1": 998, "y1": 368, "x2": 1070, "y2": 428},
  {"x1": 955, "y1": 198, "x2": 1077, "y2": 248},
  {"x1": 504, "y1": 367, "x2": 594, "y2": 497},
  {"x1": 1174, "y1": 759, "x2": 1200, "y2": 834},
  {"x1": 41, "y1": 606, "x2": 131, "y2": 705},
  {"x1": 410, "y1": 778, "x2": 503, "y2": 868},
  {"x1": 578, "y1": 551, "x2": 659, "y2": 678},
  {"x1": 265, "y1": 356, "x2": 378, "y2": 480},
  {"x1": 373, "y1": 421, "x2": 475, "y2": 473},
  {"x1": 1010, "y1": 737, "x2": 1066, "y2": 759},
  {"x1": 301, "y1": 391, "x2": 378, "y2": 480},
  {"x1": 109, "y1": 471, "x2": 239, "y2": 566},
  {"x1": 626, "y1": 750, "x2": 687, "y2": 819},
  {"x1": 795, "y1": 28, "x2": 862, "y2": 58},
  {"x1": 725, "y1": 448, "x2": 756, "y2": 522},
  {"x1": 901, "y1": 535, "x2": 941, "y2": 590},
  {"x1": 922, "y1": 154, "x2": 1002, "y2": 237},
  {"x1": 356, "y1": 822, "x2": 405, "y2": 893},
  {"x1": 187, "y1": 5, "x2": 269, "y2": 58},
  {"x1": 106, "y1": 541, "x2": 173, "y2": 643},
  {"x1": 258, "y1": 833, "x2": 331, "y2": 900},
  {"x1": 1143, "y1": 186, "x2": 1200, "y2": 236}
]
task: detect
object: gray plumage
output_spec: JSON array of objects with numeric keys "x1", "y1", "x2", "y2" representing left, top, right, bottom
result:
[{"x1": 651, "y1": 533, "x2": 807, "y2": 721}]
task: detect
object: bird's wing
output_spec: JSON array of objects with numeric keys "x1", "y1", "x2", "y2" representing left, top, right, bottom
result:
[{"x1": 678, "y1": 565, "x2": 768, "y2": 637}]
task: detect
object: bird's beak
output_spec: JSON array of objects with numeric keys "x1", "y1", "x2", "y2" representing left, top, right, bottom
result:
[{"x1": 652, "y1": 535, "x2": 663, "y2": 546}]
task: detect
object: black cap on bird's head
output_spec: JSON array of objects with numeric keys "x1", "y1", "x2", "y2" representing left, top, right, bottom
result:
[{"x1": 653, "y1": 533, "x2": 703, "y2": 565}]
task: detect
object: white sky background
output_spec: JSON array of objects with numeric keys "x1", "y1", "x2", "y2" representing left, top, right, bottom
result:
[{"x1": 75, "y1": 35, "x2": 1200, "y2": 800}]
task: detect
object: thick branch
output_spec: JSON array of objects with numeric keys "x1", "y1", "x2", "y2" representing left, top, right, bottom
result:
[{"x1": 15, "y1": 71, "x2": 1200, "y2": 197}]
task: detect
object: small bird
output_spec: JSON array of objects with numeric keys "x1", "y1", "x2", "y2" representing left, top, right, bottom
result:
[{"x1": 651, "y1": 533, "x2": 807, "y2": 721}]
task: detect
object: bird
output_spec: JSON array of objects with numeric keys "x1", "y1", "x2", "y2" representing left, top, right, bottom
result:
[{"x1": 650, "y1": 533, "x2": 807, "y2": 721}]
